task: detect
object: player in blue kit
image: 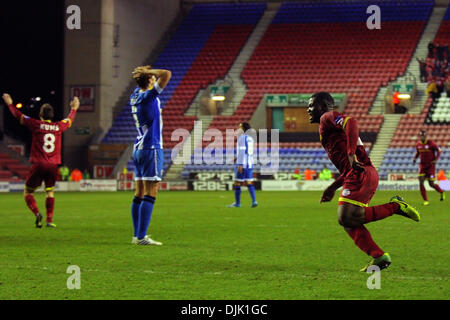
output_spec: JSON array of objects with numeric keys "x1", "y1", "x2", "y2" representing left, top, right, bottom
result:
[
  {"x1": 129, "y1": 65, "x2": 171, "y2": 245},
  {"x1": 228, "y1": 122, "x2": 258, "y2": 208}
]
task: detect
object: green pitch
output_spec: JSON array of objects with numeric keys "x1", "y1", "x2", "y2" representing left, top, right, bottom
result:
[{"x1": 0, "y1": 191, "x2": 448, "y2": 300}]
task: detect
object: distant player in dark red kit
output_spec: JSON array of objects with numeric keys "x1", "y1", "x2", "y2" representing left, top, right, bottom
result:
[
  {"x1": 413, "y1": 130, "x2": 445, "y2": 205},
  {"x1": 307, "y1": 92, "x2": 421, "y2": 271},
  {"x1": 2, "y1": 93, "x2": 79, "y2": 228}
]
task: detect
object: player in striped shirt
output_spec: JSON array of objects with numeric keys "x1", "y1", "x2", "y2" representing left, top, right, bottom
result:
[
  {"x1": 129, "y1": 65, "x2": 171, "y2": 245},
  {"x1": 228, "y1": 122, "x2": 258, "y2": 208}
]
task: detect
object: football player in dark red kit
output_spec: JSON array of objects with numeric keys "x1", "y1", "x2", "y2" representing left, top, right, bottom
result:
[
  {"x1": 307, "y1": 92, "x2": 421, "y2": 271},
  {"x1": 413, "y1": 130, "x2": 445, "y2": 205},
  {"x1": 2, "y1": 93, "x2": 79, "y2": 228}
]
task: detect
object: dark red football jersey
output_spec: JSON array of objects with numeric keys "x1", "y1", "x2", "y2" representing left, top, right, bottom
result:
[
  {"x1": 416, "y1": 140, "x2": 441, "y2": 166},
  {"x1": 8, "y1": 104, "x2": 76, "y2": 165},
  {"x1": 319, "y1": 111, "x2": 372, "y2": 176}
]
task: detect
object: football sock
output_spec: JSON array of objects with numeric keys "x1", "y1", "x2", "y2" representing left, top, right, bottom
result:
[
  {"x1": 45, "y1": 197, "x2": 55, "y2": 223},
  {"x1": 25, "y1": 194, "x2": 40, "y2": 216},
  {"x1": 138, "y1": 196, "x2": 155, "y2": 240},
  {"x1": 346, "y1": 226, "x2": 384, "y2": 258},
  {"x1": 420, "y1": 184, "x2": 428, "y2": 201},
  {"x1": 234, "y1": 186, "x2": 241, "y2": 205},
  {"x1": 131, "y1": 196, "x2": 142, "y2": 237},
  {"x1": 364, "y1": 202, "x2": 399, "y2": 223},
  {"x1": 248, "y1": 184, "x2": 256, "y2": 203},
  {"x1": 433, "y1": 184, "x2": 443, "y2": 193}
]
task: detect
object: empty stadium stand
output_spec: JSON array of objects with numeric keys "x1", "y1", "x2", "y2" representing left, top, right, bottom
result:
[
  {"x1": 208, "y1": 0, "x2": 433, "y2": 139},
  {"x1": 0, "y1": 152, "x2": 29, "y2": 180},
  {"x1": 379, "y1": 3, "x2": 450, "y2": 178}
]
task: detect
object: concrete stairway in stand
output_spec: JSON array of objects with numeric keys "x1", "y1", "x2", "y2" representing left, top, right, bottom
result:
[
  {"x1": 370, "y1": 114, "x2": 402, "y2": 169},
  {"x1": 169, "y1": 5, "x2": 280, "y2": 180},
  {"x1": 184, "y1": 4, "x2": 279, "y2": 117},
  {"x1": 164, "y1": 115, "x2": 214, "y2": 180}
]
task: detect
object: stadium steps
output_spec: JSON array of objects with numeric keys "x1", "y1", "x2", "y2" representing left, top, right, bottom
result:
[
  {"x1": 184, "y1": 4, "x2": 278, "y2": 117},
  {"x1": 164, "y1": 163, "x2": 184, "y2": 181},
  {"x1": 164, "y1": 115, "x2": 214, "y2": 180},
  {"x1": 370, "y1": 114, "x2": 403, "y2": 169},
  {"x1": 369, "y1": 86, "x2": 389, "y2": 115},
  {"x1": 369, "y1": 6, "x2": 446, "y2": 115},
  {"x1": 221, "y1": 5, "x2": 279, "y2": 116}
]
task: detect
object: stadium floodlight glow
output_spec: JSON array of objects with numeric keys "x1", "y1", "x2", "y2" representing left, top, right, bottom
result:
[
  {"x1": 16, "y1": 103, "x2": 23, "y2": 109},
  {"x1": 398, "y1": 94, "x2": 411, "y2": 99},
  {"x1": 211, "y1": 95, "x2": 226, "y2": 101}
]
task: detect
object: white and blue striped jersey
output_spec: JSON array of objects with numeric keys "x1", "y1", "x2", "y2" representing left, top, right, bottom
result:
[
  {"x1": 130, "y1": 83, "x2": 164, "y2": 150},
  {"x1": 236, "y1": 134, "x2": 254, "y2": 169}
]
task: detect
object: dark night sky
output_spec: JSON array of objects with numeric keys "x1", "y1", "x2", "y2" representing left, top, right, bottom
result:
[{"x1": 0, "y1": 0, "x2": 64, "y2": 140}]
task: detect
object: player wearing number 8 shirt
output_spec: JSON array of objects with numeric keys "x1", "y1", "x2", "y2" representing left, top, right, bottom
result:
[{"x1": 2, "y1": 93, "x2": 79, "y2": 228}]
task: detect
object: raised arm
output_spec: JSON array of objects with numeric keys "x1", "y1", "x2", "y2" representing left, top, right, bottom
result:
[
  {"x1": 68, "y1": 96, "x2": 79, "y2": 121},
  {"x1": 134, "y1": 65, "x2": 172, "y2": 89},
  {"x1": 152, "y1": 69, "x2": 172, "y2": 89},
  {"x1": 60, "y1": 97, "x2": 79, "y2": 131},
  {"x1": 2, "y1": 93, "x2": 23, "y2": 121},
  {"x1": 1, "y1": 93, "x2": 39, "y2": 129}
]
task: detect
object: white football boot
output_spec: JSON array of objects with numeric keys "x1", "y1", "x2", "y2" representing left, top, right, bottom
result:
[{"x1": 134, "y1": 235, "x2": 162, "y2": 246}]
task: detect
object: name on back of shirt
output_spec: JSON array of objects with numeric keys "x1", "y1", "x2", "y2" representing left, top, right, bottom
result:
[{"x1": 40, "y1": 123, "x2": 59, "y2": 131}]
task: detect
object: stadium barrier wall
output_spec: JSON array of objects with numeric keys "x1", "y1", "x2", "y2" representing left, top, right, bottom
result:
[
  {"x1": 1, "y1": 180, "x2": 190, "y2": 192},
  {"x1": 0, "y1": 182, "x2": 9, "y2": 193},
  {"x1": 2, "y1": 180, "x2": 449, "y2": 192},
  {"x1": 2, "y1": 180, "x2": 117, "y2": 193},
  {"x1": 261, "y1": 180, "x2": 450, "y2": 191}
]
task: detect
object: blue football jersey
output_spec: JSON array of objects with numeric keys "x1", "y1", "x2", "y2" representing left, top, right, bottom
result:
[
  {"x1": 130, "y1": 82, "x2": 164, "y2": 150},
  {"x1": 236, "y1": 134, "x2": 254, "y2": 169}
]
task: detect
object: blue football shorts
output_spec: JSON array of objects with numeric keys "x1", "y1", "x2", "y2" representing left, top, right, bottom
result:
[
  {"x1": 132, "y1": 149, "x2": 164, "y2": 181},
  {"x1": 234, "y1": 166, "x2": 253, "y2": 182}
]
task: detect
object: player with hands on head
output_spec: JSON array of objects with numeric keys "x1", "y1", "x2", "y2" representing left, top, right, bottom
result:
[{"x1": 129, "y1": 65, "x2": 171, "y2": 245}]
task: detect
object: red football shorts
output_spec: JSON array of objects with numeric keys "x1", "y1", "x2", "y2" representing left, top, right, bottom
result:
[
  {"x1": 338, "y1": 165, "x2": 379, "y2": 207},
  {"x1": 26, "y1": 163, "x2": 58, "y2": 192},
  {"x1": 419, "y1": 164, "x2": 436, "y2": 180}
]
